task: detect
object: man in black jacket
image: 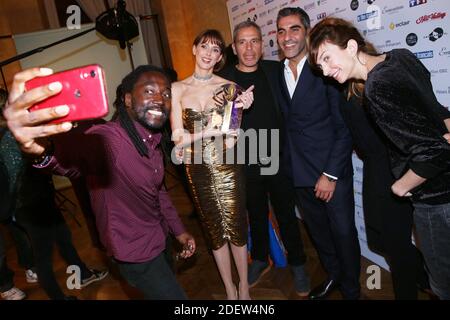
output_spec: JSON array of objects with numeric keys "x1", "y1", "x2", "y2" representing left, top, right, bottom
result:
[{"x1": 218, "y1": 21, "x2": 310, "y2": 297}]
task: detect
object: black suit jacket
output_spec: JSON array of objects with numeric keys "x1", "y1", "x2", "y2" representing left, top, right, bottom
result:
[{"x1": 276, "y1": 59, "x2": 353, "y2": 187}]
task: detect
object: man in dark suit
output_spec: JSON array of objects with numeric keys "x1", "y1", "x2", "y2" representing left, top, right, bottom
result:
[
  {"x1": 218, "y1": 21, "x2": 310, "y2": 297},
  {"x1": 276, "y1": 7, "x2": 360, "y2": 300}
]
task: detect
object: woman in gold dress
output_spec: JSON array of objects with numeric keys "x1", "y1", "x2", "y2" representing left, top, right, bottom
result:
[{"x1": 171, "y1": 29, "x2": 254, "y2": 300}]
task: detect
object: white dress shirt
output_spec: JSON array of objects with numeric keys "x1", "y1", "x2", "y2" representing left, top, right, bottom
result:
[
  {"x1": 283, "y1": 56, "x2": 338, "y2": 181},
  {"x1": 283, "y1": 56, "x2": 307, "y2": 98}
]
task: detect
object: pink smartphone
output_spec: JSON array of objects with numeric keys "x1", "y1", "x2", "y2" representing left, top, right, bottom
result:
[{"x1": 26, "y1": 64, "x2": 109, "y2": 123}]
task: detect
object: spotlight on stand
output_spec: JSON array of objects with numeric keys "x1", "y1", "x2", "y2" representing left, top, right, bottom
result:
[{"x1": 96, "y1": 0, "x2": 139, "y2": 69}]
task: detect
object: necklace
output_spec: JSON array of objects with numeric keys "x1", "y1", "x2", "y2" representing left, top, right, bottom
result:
[{"x1": 193, "y1": 73, "x2": 213, "y2": 82}]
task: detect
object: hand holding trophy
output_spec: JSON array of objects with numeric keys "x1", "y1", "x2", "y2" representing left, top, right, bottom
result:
[{"x1": 218, "y1": 83, "x2": 254, "y2": 133}]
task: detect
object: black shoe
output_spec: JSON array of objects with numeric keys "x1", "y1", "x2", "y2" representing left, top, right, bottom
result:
[{"x1": 309, "y1": 279, "x2": 339, "y2": 300}]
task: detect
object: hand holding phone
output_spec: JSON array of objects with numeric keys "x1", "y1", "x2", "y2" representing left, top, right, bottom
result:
[{"x1": 25, "y1": 64, "x2": 109, "y2": 124}]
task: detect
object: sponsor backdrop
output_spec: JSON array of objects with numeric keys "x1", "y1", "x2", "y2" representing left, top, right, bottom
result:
[{"x1": 226, "y1": 0, "x2": 450, "y2": 270}]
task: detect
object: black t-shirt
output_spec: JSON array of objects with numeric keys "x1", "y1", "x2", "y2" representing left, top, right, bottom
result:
[{"x1": 234, "y1": 68, "x2": 279, "y2": 164}]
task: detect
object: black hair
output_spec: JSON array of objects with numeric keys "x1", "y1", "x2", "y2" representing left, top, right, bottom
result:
[
  {"x1": 277, "y1": 7, "x2": 311, "y2": 29},
  {"x1": 114, "y1": 65, "x2": 169, "y2": 157}
]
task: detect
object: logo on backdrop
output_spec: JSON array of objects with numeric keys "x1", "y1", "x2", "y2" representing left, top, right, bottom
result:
[
  {"x1": 406, "y1": 33, "x2": 418, "y2": 46},
  {"x1": 415, "y1": 50, "x2": 434, "y2": 59},
  {"x1": 409, "y1": 0, "x2": 427, "y2": 8},
  {"x1": 334, "y1": 7, "x2": 347, "y2": 15},
  {"x1": 436, "y1": 88, "x2": 450, "y2": 95},
  {"x1": 382, "y1": 5, "x2": 404, "y2": 15},
  {"x1": 304, "y1": 2, "x2": 315, "y2": 10},
  {"x1": 317, "y1": 12, "x2": 327, "y2": 20},
  {"x1": 268, "y1": 6, "x2": 278, "y2": 14},
  {"x1": 357, "y1": 10, "x2": 378, "y2": 22},
  {"x1": 430, "y1": 69, "x2": 448, "y2": 77},
  {"x1": 350, "y1": 0, "x2": 359, "y2": 11},
  {"x1": 426, "y1": 27, "x2": 445, "y2": 42},
  {"x1": 416, "y1": 12, "x2": 447, "y2": 24},
  {"x1": 389, "y1": 20, "x2": 410, "y2": 30},
  {"x1": 440, "y1": 47, "x2": 450, "y2": 57}
]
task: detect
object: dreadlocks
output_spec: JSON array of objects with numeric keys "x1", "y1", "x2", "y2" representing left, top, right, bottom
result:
[{"x1": 113, "y1": 65, "x2": 169, "y2": 157}]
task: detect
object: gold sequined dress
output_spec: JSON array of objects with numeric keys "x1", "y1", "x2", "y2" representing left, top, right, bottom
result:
[{"x1": 182, "y1": 85, "x2": 247, "y2": 250}]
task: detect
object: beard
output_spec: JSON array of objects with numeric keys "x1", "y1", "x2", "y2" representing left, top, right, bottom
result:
[{"x1": 134, "y1": 103, "x2": 169, "y2": 130}]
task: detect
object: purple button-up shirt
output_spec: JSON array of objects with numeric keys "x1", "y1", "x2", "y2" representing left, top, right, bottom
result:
[{"x1": 46, "y1": 120, "x2": 185, "y2": 263}]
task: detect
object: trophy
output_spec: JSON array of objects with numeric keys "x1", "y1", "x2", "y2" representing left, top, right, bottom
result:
[{"x1": 220, "y1": 83, "x2": 244, "y2": 133}]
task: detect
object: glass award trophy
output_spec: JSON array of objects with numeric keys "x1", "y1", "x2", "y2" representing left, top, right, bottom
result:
[{"x1": 220, "y1": 83, "x2": 244, "y2": 133}]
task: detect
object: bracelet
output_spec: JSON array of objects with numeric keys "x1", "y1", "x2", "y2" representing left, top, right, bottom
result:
[{"x1": 32, "y1": 140, "x2": 54, "y2": 167}]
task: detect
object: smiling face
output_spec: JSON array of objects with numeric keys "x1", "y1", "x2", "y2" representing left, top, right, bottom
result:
[
  {"x1": 277, "y1": 14, "x2": 308, "y2": 61},
  {"x1": 232, "y1": 26, "x2": 263, "y2": 72},
  {"x1": 193, "y1": 40, "x2": 223, "y2": 71},
  {"x1": 125, "y1": 71, "x2": 171, "y2": 130},
  {"x1": 316, "y1": 41, "x2": 356, "y2": 83}
]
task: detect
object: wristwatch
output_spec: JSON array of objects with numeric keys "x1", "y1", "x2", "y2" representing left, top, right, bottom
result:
[{"x1": 324, "y1": 174, "x2": 337, "y2": 182}]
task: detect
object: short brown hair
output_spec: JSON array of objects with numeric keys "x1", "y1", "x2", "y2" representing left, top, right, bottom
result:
[
  {"x1": 193, "y1": 29, "x2": 226, "y2": 71},
  {"x1": 307, "y1": 17, "x2": 378, "y2": 99}
]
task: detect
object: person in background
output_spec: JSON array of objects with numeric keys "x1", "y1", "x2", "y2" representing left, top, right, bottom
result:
[
  {"x1": 1, "y1": 89, "x2": 26, "y2": 300},
  {"x1": 0, "y1": 231, "x2": 26, "y2": 300}
]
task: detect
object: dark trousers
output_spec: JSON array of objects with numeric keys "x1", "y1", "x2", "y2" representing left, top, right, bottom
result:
[
  {"x1": 246, "y1": 165, "x2": 307, "y2": 266},
  {"x1": 0, "y1": 231, "x2": 14, "y2": 293},
  {"x1": 6, "y1": 221, "x2": 34, "y2": 270},
  {"x1": 375, "y1": 194, "x2": 428, "y2": 300},
  {"x1": 294, "y1": 176, "x2": 361, "y2": 299},
  {"x1": 413, "y1": 202, "x2": 450, "y2": 300},
  {"x1": 20, "y1": 220, "x2": 91, "y2": 300},
  {"x1": 117, "y1": 252, "x2": 187, "y2": 300}
]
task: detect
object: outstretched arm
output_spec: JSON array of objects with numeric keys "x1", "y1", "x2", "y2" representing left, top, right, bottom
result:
[{"x1": 4, "y1": 68, "x2": 73, "y2": 156}]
